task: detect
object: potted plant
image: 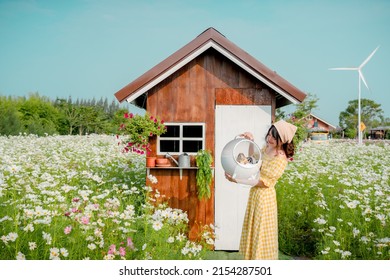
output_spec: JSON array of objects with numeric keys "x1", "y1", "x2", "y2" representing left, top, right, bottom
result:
[
  {"x1": 117, "y1": 112, "x2": 166, "y2": 167},
  {"x1": 195, "y1": 149, "x2": 213, "y2": 200}
]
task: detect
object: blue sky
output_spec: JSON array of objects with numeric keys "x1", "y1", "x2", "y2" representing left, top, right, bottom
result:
[{"x1": 0, "y1": 0, "x2": 389, "y2": 126}]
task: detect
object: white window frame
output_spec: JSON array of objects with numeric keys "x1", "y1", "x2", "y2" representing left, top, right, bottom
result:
[{"x1": 157, "y1": 123, "x2": 205, "y2": 155}]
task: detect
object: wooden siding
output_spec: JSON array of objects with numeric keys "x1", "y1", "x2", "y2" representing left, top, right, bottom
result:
[
  {"x1": 147, "y1": 169, "x2": 214, "y2": 239},
  {"x1": 146, "y1": 49, "x2": 275, "y2": 239},
  {"x1": 215, "y1": 88, "x2": 276, "y2": 122}
]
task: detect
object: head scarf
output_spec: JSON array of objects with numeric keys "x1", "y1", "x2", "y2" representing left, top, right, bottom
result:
[{"x1": 273, "y1": 120, "x2": 297, "y2": 144}]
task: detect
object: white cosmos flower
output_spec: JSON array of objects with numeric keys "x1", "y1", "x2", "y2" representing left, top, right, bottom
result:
[
  {"x1": 341, "y1": 251, "x2": 352, "y2": 259},
  {"x1": 23, "y1": 224, "x2": 34, "y2": 232},
  {"x1": 49, "y1": 248, "x2": 60, "y2": 260},
  {"x1": 206, "y1": 238, "x2": 214, "y2": 245},
  {"x1": 60, "y1": 248, "x2": 69, "y2": 257},
  {"x1": 104, "y1": 254, "x2": 115, "y2": 260},
  {"x1": 181, "y1": 247, "x2": 189, "y2": 255},
  {"x1": 7, "y1": 232, "x2": 18, "y2": 242},
  {"x1": 176, "y1": 233, "x2": 186, "y2": 242},
  {"x1": 329, "y1": 226, "x2": 336, "y2": 233},
  {"x1": 152, "y1": 220, "x2": 163, "y2": 231},
  {"x1": 375, "y1": 214, "x2": 386, "y2": 223},
  {"x1": 0, "y1": 216, "x2": 11, "y2": 222},
  {"x1": 360, "y1": 236, "x2": 370, "y2": 244},
  {"x1": 29, "y1": 242, "x2": 37, "y2": 250},
  {"x1": 16, "y1": 252, "x2": 25, "y2": 260},
  {"x1": 345, "y1": 200, "x2": 360, "y2": 209},
  {"x1": 376, "y1": 237, "x2": 390, "y2": 243},
  {"x1": 147, "y1": 174, "x2": 158, "y2": 184},
  {"x1": 314, "y1": 218, "x2": 327, "y2": 225},
  {"x1": 42, "y1": 232, "x2": 52, "y2": 245},
  {"x1": 353, "y1": 228, "x2": 360, "y2": 237}
]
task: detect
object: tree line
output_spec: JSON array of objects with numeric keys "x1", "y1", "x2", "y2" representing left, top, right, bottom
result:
[
  {"x1": 277, "y1": 93, "x2": 389, "y2": 139},
  {"x1": 1, "y1": 92, "x2": 388, "y2": 139},
  {"x1": 0, "y1": 92, "x2": 130, "y2": 136}
]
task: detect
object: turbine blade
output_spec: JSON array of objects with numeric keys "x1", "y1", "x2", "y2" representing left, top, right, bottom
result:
[
  {"x1": 360, "y1": 45, "x2": 380, "y2": 68},
  {"x1": 329, "y1": 67, "x2": 357, "y2": 70},
  {"x1": 359, "y1": 70, "x2": 370, "y2": 91}
]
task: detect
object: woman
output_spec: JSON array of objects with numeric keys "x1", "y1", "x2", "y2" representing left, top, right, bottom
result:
[{"x1": 225, "y1": 120, "x2": 297, "y2": 260}]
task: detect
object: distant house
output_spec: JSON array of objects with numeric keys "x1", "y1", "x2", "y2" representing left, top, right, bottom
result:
[
  {"x1": 114, "y1": 27, "x2": 306, "y2": 250},
  {"x1": 304, "y1": 113, "x2": 336, "y2": 141},
  {"x1": 306, "y1": 113, "x2": 337, "y2": 132},
  {"x1": 369, "y1": 126, "x2": 390, "y2": 139}
]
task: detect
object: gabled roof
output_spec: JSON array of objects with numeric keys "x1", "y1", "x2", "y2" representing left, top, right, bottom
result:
[
  {"x1": 310, "y1": 113, "x2": 337, "y2": 129},
  {"x1": 114, "y1": 27, "x2": 306, "y2": 106}
]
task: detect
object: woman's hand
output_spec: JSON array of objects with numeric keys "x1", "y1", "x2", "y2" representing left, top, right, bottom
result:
[
  {"x1": 225, "y1": 172, "x2": 237, "y2": 183},
  {"x1": 240, "y1": 132, "x2": 254, "y2": 141}
]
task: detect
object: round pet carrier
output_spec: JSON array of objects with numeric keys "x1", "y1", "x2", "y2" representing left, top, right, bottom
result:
[{"x1": 221, "y1": 136, "x2": 262, "y2": 181}]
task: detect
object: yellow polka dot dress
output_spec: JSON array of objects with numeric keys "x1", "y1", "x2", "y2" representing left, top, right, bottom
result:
[{"x1": 239, "y1": 149, "x2": 288, "y2": 260}]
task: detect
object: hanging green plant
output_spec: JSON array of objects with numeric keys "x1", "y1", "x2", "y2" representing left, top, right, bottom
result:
[{"x1": 195, "y1": 149, "x2": 213, "y2": 200}]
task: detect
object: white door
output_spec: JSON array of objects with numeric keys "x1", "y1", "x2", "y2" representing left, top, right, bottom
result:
[{"x1": 215, "y1": 105, "x2": 271, "y2": 250}]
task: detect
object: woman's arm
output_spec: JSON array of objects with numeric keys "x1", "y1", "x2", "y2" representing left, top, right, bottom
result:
[{"x1": 240, "y1": 132, "x2": 255, "y2": 159}]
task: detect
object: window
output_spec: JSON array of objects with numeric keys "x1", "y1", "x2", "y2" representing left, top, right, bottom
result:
[{"x1": 158, "y1": 123, "x2": 205, "y2": 155}]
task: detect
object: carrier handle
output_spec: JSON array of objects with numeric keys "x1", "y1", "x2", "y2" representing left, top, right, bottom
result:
[{"x1": 235, "y1": 134, "x2": 254, "y2": 141}]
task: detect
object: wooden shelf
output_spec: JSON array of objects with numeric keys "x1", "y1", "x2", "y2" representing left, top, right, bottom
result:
[
  {"x1": 146, "y1": 166, "x2": 214, "y2": 180},
  {"x1": 147, "y1": 166, "x2": 199, "y2": 169}
]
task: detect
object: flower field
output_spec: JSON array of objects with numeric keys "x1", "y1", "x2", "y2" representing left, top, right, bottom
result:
[
  {"x1": 277, "y1": 140, "x2": 390, "y2": 259},
  {"x1": 1, "y1": 135, "x2": 389, "y2": 260},
  {"x1": 0, "y1": 134, "x2": 213, "y2": 260}
]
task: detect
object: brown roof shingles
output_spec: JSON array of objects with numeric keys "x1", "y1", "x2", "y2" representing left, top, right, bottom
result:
[{"x1": 114, "y1": 27, "x2": 306, "y2": 104}]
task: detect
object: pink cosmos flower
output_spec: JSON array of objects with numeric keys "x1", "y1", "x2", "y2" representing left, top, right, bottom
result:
[
  {"x1": 127, "y1": 238, "x2": 134, "y2": 250},
  {"x1": 119, "y1": 247, "x2": 126, "y2": 257},
  {"x1": 64, "y1": 226, "x2": 72, "y2": 235},
  {"x1": 81, "y1": 216, "x2": 89, "y2": 225},
  {"x1": 71, "y1": 208, "x2": 78, "y2": 213},
  {"x1": 108, "y1": 244, "x2": 116, "y2": 255}
]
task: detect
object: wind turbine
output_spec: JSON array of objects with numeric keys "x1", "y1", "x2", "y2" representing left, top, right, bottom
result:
[{"x1": 329, "y1": 46, "x2": 380, "y2": 145}]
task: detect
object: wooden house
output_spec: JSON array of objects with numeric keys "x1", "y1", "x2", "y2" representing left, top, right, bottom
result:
[{"x1": 114, "y1": 27, "x2": 306, "y2": 250}]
